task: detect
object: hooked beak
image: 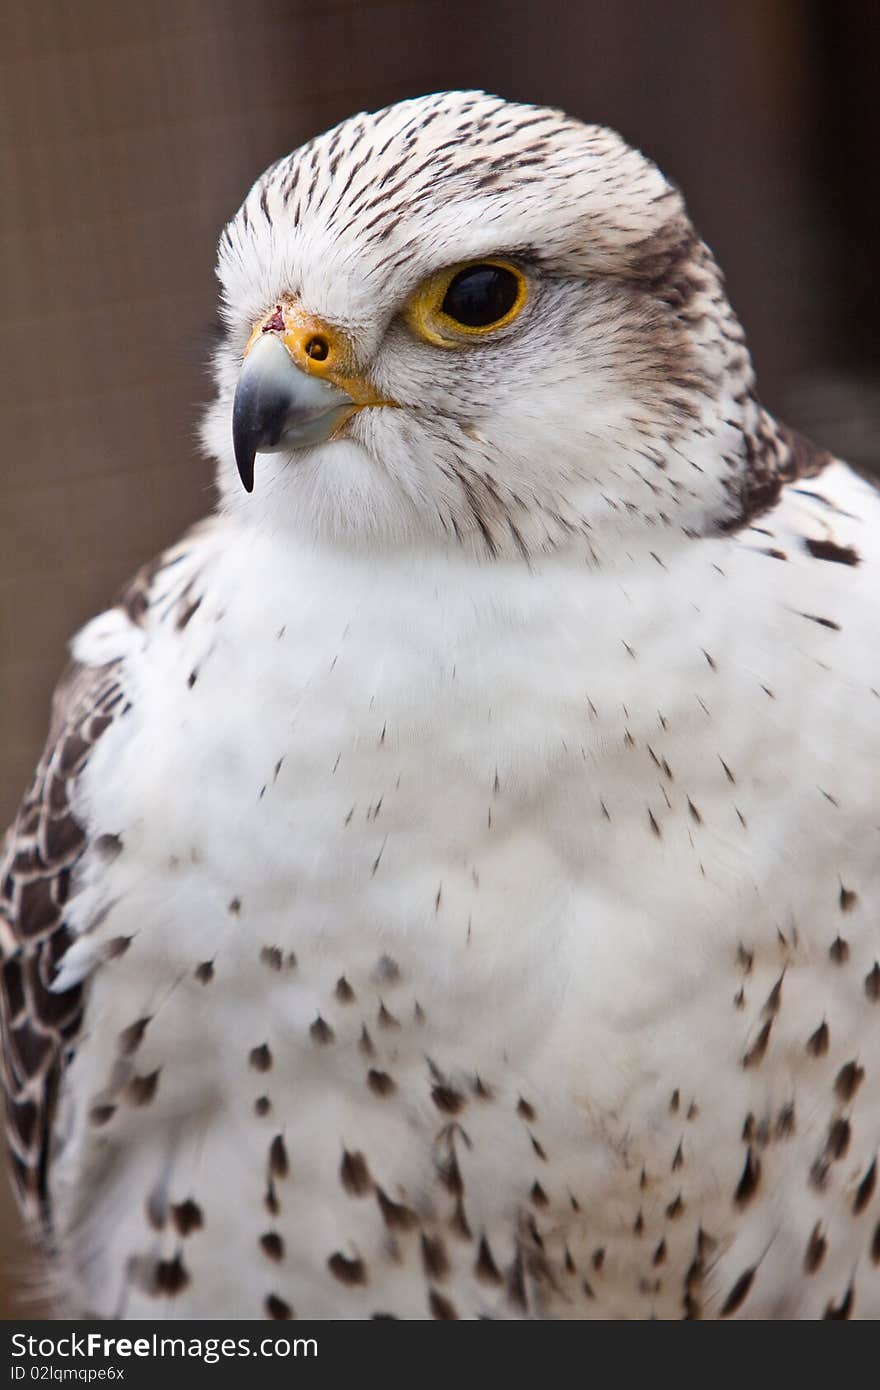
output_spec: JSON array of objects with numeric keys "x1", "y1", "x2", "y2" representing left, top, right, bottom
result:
[
  {"x1": 232, "y1": 302, "x2": 394, "y2": 493},
  {"x1": 232, "y1": 334, "x2": 354, "y2": 493}
]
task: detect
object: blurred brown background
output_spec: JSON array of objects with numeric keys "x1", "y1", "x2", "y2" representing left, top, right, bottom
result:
[{"x1": 1, "y1": 0, "x2": 878, "y2": 1317}]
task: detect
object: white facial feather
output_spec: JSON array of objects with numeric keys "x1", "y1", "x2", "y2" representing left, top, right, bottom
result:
[{"x1": 202, "y1": 90, "x2": 765, "y2": 556}]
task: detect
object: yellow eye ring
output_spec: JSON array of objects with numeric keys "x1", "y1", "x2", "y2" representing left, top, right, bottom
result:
[{"x1": 405, "y1": 258, "x2": 527, "y2": 347}]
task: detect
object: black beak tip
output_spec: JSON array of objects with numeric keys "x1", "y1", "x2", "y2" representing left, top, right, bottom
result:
[
  {"x1": 232, "y1": 400, "x2": 257, "y2": 493},
  {"x1": 233, "y1": 376, "x2": 289, "y2": 494},
  {"x1": 235, "y1": 445, "x2": 256, "y2": 494}
]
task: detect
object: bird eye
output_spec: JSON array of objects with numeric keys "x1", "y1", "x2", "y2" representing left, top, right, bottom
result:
[
  {"x1": 405, "y1": 259, "x2": 527, "y2": 346},
  {"x1": 442, "y1": 264, "x2": 521, "y2": 328}
]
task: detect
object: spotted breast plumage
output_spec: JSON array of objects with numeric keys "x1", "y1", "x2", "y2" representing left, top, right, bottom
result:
[{"x1": 2, "y1": 90, "x2": 879, "y2": 1320}]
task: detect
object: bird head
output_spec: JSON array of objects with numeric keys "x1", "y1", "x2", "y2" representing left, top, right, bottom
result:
[{"x1": 204, "y1": 91, "x2": 756, "y2": 559}]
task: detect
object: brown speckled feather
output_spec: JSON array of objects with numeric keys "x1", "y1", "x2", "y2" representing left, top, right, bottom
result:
[
  {"x1": 0, "y1": 529, "x2": 212, "y2": 1228},
  {"x1": 0, "y1": 660, "x2": 126, "y2": 1222}
]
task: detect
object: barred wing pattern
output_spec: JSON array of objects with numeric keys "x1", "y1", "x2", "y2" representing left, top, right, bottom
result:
[
  {"x1": 0, "y1": 530, "x2": 212, "y2": 1228},
  {"x1": 0, "y1": 660, "x2": 125, "y2": 1221}
]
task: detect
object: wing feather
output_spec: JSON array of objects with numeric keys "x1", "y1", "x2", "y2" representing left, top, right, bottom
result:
[
  {"x1": 0, "y1": 661, "x2": 123, "y2": 1221},
  {"x1": 0, "y1": 521, "x2": 219, "y2": 1226}
]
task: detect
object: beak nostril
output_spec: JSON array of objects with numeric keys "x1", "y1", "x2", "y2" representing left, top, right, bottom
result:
[
  {"x1": 232, "y1": 332, "x2": 356, "y2": 493},
  {"x1": 305, "y1": 334, "x2": 330, "y2": 362}
]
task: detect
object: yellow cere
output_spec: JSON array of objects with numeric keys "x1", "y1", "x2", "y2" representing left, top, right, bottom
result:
[{"x1": 246, "y1": 299, "x2": 394, "y2": 409}]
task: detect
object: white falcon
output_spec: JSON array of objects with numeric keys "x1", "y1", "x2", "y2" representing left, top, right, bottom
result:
[{"x1": 2, "y1": 91, "x2": 879, "y2": 1321}]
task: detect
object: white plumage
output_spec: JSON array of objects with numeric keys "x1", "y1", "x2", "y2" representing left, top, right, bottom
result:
[{"x1": 3, "y1": 91, "x2": 879, "y2": 1319}]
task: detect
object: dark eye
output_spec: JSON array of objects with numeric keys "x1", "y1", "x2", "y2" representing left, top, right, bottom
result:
[
  {"x1": 441, "y1": 264, "x2": 522, "y2": 328},
  {"x1": 406, "y1": 258, "x2": 527, "y2": 346}
]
